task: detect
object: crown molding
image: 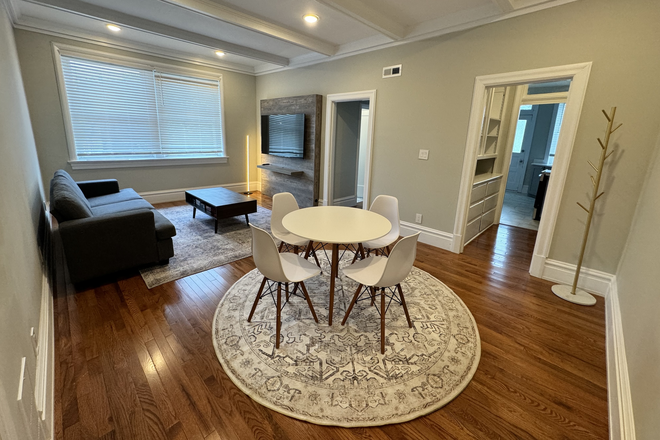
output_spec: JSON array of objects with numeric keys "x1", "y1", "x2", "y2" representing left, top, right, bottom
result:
[
  {"x1": 23, "y1": 0, "x2": 289, "y2": 65},
  {"x1": 13, "y1": 17, "x2": 258, "y2": 75}
]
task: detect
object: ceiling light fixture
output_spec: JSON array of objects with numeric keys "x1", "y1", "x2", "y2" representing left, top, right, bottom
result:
[
  {"x1": 106, "y1": 24, "x2": 121, "y2": 32},
  {"x1": 303, "y1": 14, "x2": 319, "y2": 24},
  {"x1": 215, "y1": 50, "x2": 225, "y2": 57}
]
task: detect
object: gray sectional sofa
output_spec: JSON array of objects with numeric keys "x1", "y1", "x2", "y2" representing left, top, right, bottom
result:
[{"x1": 49, "y1": 170, "x2": 176, "y2": 284}]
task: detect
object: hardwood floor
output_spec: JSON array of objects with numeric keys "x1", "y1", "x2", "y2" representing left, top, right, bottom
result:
[{"x1": 53, "y1": 194, "x2": 608, "y2": 439}]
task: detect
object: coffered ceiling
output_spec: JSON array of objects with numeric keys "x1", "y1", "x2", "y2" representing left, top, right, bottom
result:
[{"x1": 5, "y1": 0, "x2": 578, "y2": 74}]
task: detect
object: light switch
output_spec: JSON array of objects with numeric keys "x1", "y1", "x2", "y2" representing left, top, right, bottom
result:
[{"x1": 418, "y1": 149, "x2": 429, "y2": 160}]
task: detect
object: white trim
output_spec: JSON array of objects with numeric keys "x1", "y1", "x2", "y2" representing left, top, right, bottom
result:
[
  {"x1": 139, "y1": 181, "x2": 261, "y2": 204},
  {"x1": 453, "y1": 62, "x2": 592, "y2": 279},
  {"x1": 323, "y1": 90, "x2": 376, "y2": 209},
  {"x1": 69, "y1": 156, "x2": 229, "y2": 170},
  {"x1": 606, "y1": 278, "x2": 636, "y2": 440},
  {"x1": 35, "y1": 272, "x2": 53, "y2": 440},
  {"x1": 400, "y1": 221, "x2": 453, "y2": 251},
  {"x1": 521, "y1": 91, "x2": 568, "y2": 105},
  {"x1": 540, "y1": 258, "x2": 613, "y2": 297}
]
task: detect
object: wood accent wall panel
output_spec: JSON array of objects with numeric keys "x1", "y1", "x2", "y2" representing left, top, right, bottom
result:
[{"x1": 260, "y1": 94, "x2": 322, "y2": 207}]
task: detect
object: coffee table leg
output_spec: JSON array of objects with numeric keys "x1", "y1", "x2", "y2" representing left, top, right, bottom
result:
[
  {"x1": 245, "y1": 214, "x2": 250, "y2": 226},
  {"x1": 215, "y1": 219, "x2": 218, "y2": 234},
  {"x1": 193, "y1": 207, "x2": 196, "y2": 218},
  {"x1": 329, "y1": 243, "x2": 339, "y2": 326}
]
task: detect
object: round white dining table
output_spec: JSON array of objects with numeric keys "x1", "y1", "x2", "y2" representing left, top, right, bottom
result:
[{"x1": 282, "y1": 206, "x2": 391, "y2": 325}]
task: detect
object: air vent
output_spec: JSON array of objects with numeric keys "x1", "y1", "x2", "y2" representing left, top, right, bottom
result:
[{"x1": 382, "y1": 64, "x2": 402, "y2": 78}]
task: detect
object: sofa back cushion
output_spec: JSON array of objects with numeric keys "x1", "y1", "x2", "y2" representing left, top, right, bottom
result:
[{"x1": 50, "y1": 170, "x2": 93, "y2": 222}]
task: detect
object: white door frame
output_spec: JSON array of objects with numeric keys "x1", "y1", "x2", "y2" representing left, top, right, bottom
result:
[
  {"x1": 323, "y1": 90, "x2": 376, "y2": 208},
  {"x1": 452, "y1": 62, "x2": 592, "y2": 278}
]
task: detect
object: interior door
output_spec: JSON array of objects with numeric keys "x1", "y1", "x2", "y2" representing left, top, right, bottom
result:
[{"x1": 506, "y1": 107, "x2": 535, "y2": 192}]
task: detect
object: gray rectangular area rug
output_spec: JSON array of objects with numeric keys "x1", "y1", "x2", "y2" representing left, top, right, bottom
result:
[{"x1": 140, "y1": 204, "x2": 272, "y2": 288}]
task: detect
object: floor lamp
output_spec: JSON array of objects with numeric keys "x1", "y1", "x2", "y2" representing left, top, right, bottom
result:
[{"x1": 243, "y1": 134, "x2": 253, "y2": 195}]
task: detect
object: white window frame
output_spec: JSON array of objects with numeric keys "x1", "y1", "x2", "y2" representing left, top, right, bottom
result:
[{"x1": 52, "y1": 43, "x2": 228, "y2": 170}]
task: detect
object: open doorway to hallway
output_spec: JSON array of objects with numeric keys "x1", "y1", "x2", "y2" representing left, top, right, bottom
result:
[
  {"x1": 501, "y1": 97, "x2": 567, "y2": 231},
  {"x1": 323, "y1": 90, "x2": 376, "y2": 209}
]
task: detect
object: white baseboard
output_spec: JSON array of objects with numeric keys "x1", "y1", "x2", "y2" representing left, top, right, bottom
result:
[
  {"x1": 400, "y1": 221, "x2": 453, "y2": 251},
  {"x1": 36, "y1": 271, "x2": 53, "y2": 440},
  {"x1": 540, "y1": 258, "x2": 614, "y2": 297},
  {"x1": 140, "y1": 181, "x2": 261, "y2": 204},
  {"x1": 607, "y1": 278, "x2": 636, "y2": 440}
]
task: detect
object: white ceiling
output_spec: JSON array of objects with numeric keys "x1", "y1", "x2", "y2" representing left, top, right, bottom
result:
[{"x1": 6, "y1": 0, "x2": 579, "y2": 75}]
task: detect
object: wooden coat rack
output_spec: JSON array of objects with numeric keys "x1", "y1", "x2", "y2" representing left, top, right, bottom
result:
[{"x1": 552, "y1": 107, "x2": 621, "y2": 305}]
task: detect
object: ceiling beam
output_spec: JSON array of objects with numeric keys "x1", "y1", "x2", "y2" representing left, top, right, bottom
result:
[
  {"x1": 26, "y1": 0, "x2": 290, "y2": 65},
  {"x1": 315, "y1": 0, "x2": 406, "y2": 40},
  {"x1": 159, "y1": 0, "x2": 336, "y2": 56},
  {"x1": 491, "y1": 0, "x2": 517, "y2": 13}
]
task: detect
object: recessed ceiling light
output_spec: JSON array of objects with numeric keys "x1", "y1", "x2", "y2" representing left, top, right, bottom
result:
[
  {"x1": 106, "y1": 24, "x2": 121, "y2": 32},
  {"x1": 303, "y1": 14, "x2": 319, "y2": 24},
  {"x1": 215, "y1": 50, "x2": 225, "y2": 57}
]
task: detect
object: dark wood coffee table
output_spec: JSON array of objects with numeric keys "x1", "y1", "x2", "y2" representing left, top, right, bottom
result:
[{"x1": 185, "y1": 187, "x2": 257, "y2": 233}]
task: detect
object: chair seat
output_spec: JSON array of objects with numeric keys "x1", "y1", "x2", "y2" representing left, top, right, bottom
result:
[
  {"x1": 343, "y1": 255, "x2": 388, "y2": 287},
  {"x1": 273, "y1": 230, "x2": 310, "y2": 247},
  {"x1": 280, "y1": 252, "x2": 321, "y2": 282},
  {"x1": 363, "y1": 235, "x2": 396, "y2": 250}
]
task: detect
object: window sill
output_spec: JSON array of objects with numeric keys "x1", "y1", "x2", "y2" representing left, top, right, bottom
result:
[{"x1": 69, "y1": 156, "x2": 228, "y2": 170}]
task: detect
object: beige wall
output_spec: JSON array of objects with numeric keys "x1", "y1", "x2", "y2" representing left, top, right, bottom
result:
[
  {"x1": 615, "y1": 131, "x2": 660, "y2": 438},
  {"x1": 256, "y1": 0, "x2": 660, "y2": 275},
  {"x1": 14, "y1": 29, "x2": 257, "y2": 194},
  {"x1": 0, "y1": 5, "x2": 47, "y2": 439}
]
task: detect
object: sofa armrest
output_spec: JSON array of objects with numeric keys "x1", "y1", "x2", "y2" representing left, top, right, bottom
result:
[
  {"x1": 59, "y1": 209, "x2": 159, "y2": 283},
  {"x1": 76, "y1": 179, "x2": 120, "y2": 198}
]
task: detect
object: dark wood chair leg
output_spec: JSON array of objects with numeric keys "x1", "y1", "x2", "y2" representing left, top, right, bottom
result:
[
  {"x1": 294, "y1": 245, "x2": 299, "y2": 255},
  {"x1": 380, "y1": 287, "x2": 386, "y2": 354},
  {"x1": 385, "y1": 245, "x2": 391, "y2": 256},
  {"x1": 370, "y1": 286, "x2": 377, "y2": 306},
  {"x1": 341, "y1": 284, "x2": 363, "y2": 325},
  {"x1": 276, "y1": 283, "x2": 282, "y2": 349},
  {"x1": 278, "y1": 241, "x2": 285, "y2": 252},
  {"x1": 397, "y1": 284, "x2": 413, "y2": 328},
  {"x1": 299, "y1": 282, "x2": 318, "y2": 323},
  {"x1": 248, "y1": 277, "x2": 268, "y2": 322}
]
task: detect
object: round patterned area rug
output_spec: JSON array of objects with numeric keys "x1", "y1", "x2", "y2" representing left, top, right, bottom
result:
[{"x1": 212, "y1": 253, "x2": 481, "y2": 427}]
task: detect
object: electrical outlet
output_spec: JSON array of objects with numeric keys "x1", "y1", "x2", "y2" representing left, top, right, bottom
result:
[
  {"x1": 418, "y1": 149, "x2": 429, "y2": 160},
  {"x1": 415, "y1": 213, "x2": 423, "y2": 223}
]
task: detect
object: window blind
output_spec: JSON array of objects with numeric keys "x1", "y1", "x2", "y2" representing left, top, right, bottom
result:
[{"x1": 59, "y1": 55, "x2": 224, "y2": 161}]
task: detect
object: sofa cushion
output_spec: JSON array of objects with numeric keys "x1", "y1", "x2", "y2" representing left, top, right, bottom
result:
[
  {"x1": 50, "y1": 170, "x2": 93, "y2": 221},
  {"x1": 91, "y1": 198, "x2": 154, "y2": 216},
  {"x1": 152, "y1": 210, "x2": 177, "y2": 240},
  {"x1": 88, "y1": 188, "x2": 145, "y2": 207}
]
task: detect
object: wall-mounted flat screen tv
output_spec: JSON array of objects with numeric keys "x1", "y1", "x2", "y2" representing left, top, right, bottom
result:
[{"x1": 261, "y1": 113, "x2": 305, "y2": 158}]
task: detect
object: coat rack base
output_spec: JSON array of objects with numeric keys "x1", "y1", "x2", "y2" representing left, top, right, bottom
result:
[{"x1": 551, "y1": 284, "x2": 597, "y2": 306}]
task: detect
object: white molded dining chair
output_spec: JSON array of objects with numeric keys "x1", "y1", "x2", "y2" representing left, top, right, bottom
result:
[
  {"x1": 342, "y1": 232, "x2": 420, "y2": 354},
  {"x1": 353, "y1": 195, "x2": 400, "y2": 262},
  {"x1": 271, "y1": 192, "x2": 321, "y2": 266},
  {"x1": 248, "y1": 225, "x2": 320, "y2": 349}
]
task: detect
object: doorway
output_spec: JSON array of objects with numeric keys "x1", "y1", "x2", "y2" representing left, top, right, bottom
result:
[
  {"x1": 323, "y1": 90, "x2": 376, "y2": 208},
  {"x1": 453, "y1": 63, "x2": 592, "y2": 278},
  {"x1": 501, "y1": 99, "x2": 566, "y2": 231}
]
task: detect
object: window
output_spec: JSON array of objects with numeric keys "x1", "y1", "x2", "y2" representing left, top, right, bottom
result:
[{"x1": 56, "y1": 48, "x2": 226, "y2": 168}]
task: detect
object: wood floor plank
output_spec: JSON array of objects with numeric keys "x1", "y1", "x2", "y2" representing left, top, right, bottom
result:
[{"x1": 53, "y1": 195, "x2": 608, "y2": 439}]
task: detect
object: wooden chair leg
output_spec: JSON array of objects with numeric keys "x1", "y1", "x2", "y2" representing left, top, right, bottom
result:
[
  {"x1": 341, "y1": 284, "x2": 363, "y2": 325},
  {"x1": 385, "y1": 245, "x2": 391, "y2": 256},
  {"x1": 370, "y1": 286, "x2": 377, "y2": 306},
  {"x1": 294, "y1": 245, "x2": 299, "y2": 255},
  {"x1": 248, "y1": 277, "x2": 268, "y2": 322},
  {"x1": 276, "y1": 283, "x2": 282, "y2": 349},
  {"x1": 299, "y1": 282, "x2": 318, "y2": 323},
  {"x1": 397, "y1": 284, "x2": 412, "y2": 328},
  {"x1": 380, "y1": 287, "x2": 386, "y2": 354},
  {"x1": 311, "y1": 248, "x2": 321, "y2": 269},
  {"x1": 278, "y1": 241, "x2": 285, "y2": 252}
]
